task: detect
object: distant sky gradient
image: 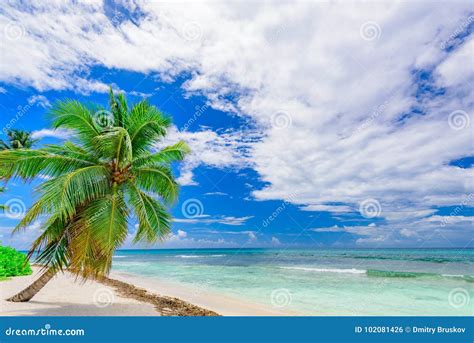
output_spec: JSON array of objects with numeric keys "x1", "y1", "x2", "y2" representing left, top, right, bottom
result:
[{"x1": 0, "y1": 1, "x2": 473, "y2": 249}]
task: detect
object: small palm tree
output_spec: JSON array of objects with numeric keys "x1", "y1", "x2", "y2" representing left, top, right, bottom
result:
[
  {"x1": 0, "y1": 187, "x2": 5, "y2": 211},
  {"x1": 0, "y1": 88, "x2": 189, "y2": 302},
  {"x1": 0, "y1": 129, "x2": 37, "y2": 150}
]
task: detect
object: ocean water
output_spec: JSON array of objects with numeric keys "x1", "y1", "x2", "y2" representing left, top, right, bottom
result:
[{"x1": 111, "y1": 248, "x2": 474, "y2": 316}]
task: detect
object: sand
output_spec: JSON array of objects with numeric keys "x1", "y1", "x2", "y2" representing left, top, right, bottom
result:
[
  {"x1": 0, "y1": 268, "x2": 289, "y2": 316},
  {"x1": 110, "y1": 271, "x2": 291, "y2": 316},
  {"x1": 0, "y1": 268, "x2": 159, "y2": 316}
]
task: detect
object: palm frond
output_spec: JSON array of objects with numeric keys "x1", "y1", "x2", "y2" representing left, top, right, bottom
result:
[
  {"x1": 127, "y1": 100, "x2": 171, "y2": 156},
  {"x1": 30, "y1": 216, "x2": 70, "y2": 273},
  {"x1": 79, "y1": 187, "x2": 129, "y2": 274},
  {"x1": 9, "y1": 88, "x2": 187, "y2": 280},
  {"x1": 94, "y1": 127, "x2": 133, "y2": 169},
  {"x1": 37, "y1": 165, "x2": 110, "y2": 222},
  {"x1": 0, "y1": 148, "x2": 95, "y2": 180},
  {"x1": 135, "y1": 165, "x2": 179, "y2": 204},
  {"x1": 50, "y1": 100, "x2": 102, "y2": 144},
  {"x1": 132, "y1": 141, "x2": 190, "y2": 168},
  {"x1": 127, "y1": 184, "x2": 171, "y2": 243}
]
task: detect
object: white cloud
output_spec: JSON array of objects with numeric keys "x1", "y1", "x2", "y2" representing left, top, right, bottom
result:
[
  {"x1": 31, "y1": 128, "x2": 73, "y2": 140},
  {"x1": 311, "y1": 225, "x2": 347, "y2": 233},
  {"x1": 311, "y1": 215, "x2": 474, "y2": 247},
  {"x1": 1, "y1": 1, "x2": 473, "y2": 234},
  {"x1": 248, "y1": 231, "x2": 257, "y2": 241},
  {"x1": 271, "y1": 236, "x2": 281, "y2": 245},
  {"x1": 302, "y1": 205, "x2": 353, "y2": 213},
  {"x1": 129, "y1": 90, "x2": 152, "y2": 98},
  {"x1": 158, "y1": 125, "x2": 256, "y2": 185},
  {"x1": 0, "y1": 220, "x2": 43, "y2": 250},
  {"x1": 435, "y1": 36, "x2": 474, "y2": 87},
  {"x1": 204, "y1": 192, "x2": 228, "y2": 196},
  {"x1": 27, "y1": 95, "x2": 51, "y2": 108},
  {"x1": 177, "y1": 229, "x2": 187, "y2": 238},
  {"x1": 173, "y1": 215, "x2": 253, "y2": 226},
  {"x1": 424, "y1": 215, "x2": 474, "y2": 224}
]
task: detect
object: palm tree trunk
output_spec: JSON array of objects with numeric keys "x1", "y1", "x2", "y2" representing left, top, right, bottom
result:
[{"x1": 7, "y1": 268, "x2": 57, "y2": 302}]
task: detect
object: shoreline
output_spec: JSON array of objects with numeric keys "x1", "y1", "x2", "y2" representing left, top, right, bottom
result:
[
  {"x1": 109, "y1": 270, "x2": 294, "y2": 316},
  {"x1": 99, "y1": 274, "x2": 219, "y2": 316},
  {"x1": 0, "y1": 267, "x2": 217, "y2": 316},
  {"x1": 1, "y1": 267, "x2": 290, "y2": 316}
]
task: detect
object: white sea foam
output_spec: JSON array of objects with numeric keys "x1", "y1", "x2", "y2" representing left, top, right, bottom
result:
[
  {"x1": 178, "y1": 254, "x2": 225, "y2": 258},
  {"x1": 280, "y1": 266, "x2": 366, "y2": 274}
]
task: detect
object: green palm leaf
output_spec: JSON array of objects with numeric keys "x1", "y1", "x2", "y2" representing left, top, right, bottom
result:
[
  {"x1": 133, "y1": 141, "x2": 190, "y2": 168},
  {"x1": 5, "y1": 88, "x2": 189, "y2": 283},
  {"x1": 127, "y1": 100, "x2": 171, "y2": 156},
  {"x1": 135, "y1": 166, "x2": 179, "y2": 204},
  {"x1": 127, "y1": 184, "x2": 171, "y2": 243}
]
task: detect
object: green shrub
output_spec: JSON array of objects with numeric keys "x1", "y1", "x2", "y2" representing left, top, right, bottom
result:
[{"x1": 0, "y1": 246, "x2": 32, "y2": 280}]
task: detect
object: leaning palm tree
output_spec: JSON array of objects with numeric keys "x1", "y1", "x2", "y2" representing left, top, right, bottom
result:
[
  {"x1": 0, "y1": 89, "x2": 190, "y2": 301},
  {"x1": 0, "y1": 129, "x2": 37, "y2": 150}
]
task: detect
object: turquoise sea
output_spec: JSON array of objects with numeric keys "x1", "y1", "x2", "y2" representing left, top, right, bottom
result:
[{"x1": 112, "y1": 248, "x2": 474, "y2": 316}]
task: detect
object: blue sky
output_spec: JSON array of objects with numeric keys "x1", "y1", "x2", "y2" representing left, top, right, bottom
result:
[{"x1": 0, "y1": 1, "x2": 473, "y2": 249}]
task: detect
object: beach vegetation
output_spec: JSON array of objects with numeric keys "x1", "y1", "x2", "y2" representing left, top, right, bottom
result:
[
  {"x1": 0, "y1": 246, "x2": 32, "y2": 281},
  {"x1": 0, "y1": 88, "x2": 189, "y2": 301},
  {"x1": 0, "y1": 129, "x2": 37, "y2": 150}
]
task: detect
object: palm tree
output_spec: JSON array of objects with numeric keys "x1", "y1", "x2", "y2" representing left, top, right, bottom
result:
[
  {"x1": 0, "y1": 187, "x2": 5, "y2": 211},
  {"x1": 0, "y1": 129, "x2": 37, "y2": 150},
  {"x1": 0, "y1": 88, "x2": 190, "y2": 302}
]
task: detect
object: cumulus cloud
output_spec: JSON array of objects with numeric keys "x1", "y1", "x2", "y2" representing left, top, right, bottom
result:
[
  {"x1": 1, "y1": 0, "x2": 473, "y2": 242},
  {"x1": 158, "y1": 125, "x2": 256, "y2": 185}
]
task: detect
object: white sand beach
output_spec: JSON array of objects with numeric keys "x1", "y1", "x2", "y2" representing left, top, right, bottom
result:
[
  {"x1": 0, "y1": 267, "x2": 289, "y2": 316},
  {"x1": 0, "y1": 268, "x2": 159, "y2": 316},
  {"x1": 109, "y1": 270, "x2": 291, "y2": 316}
]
